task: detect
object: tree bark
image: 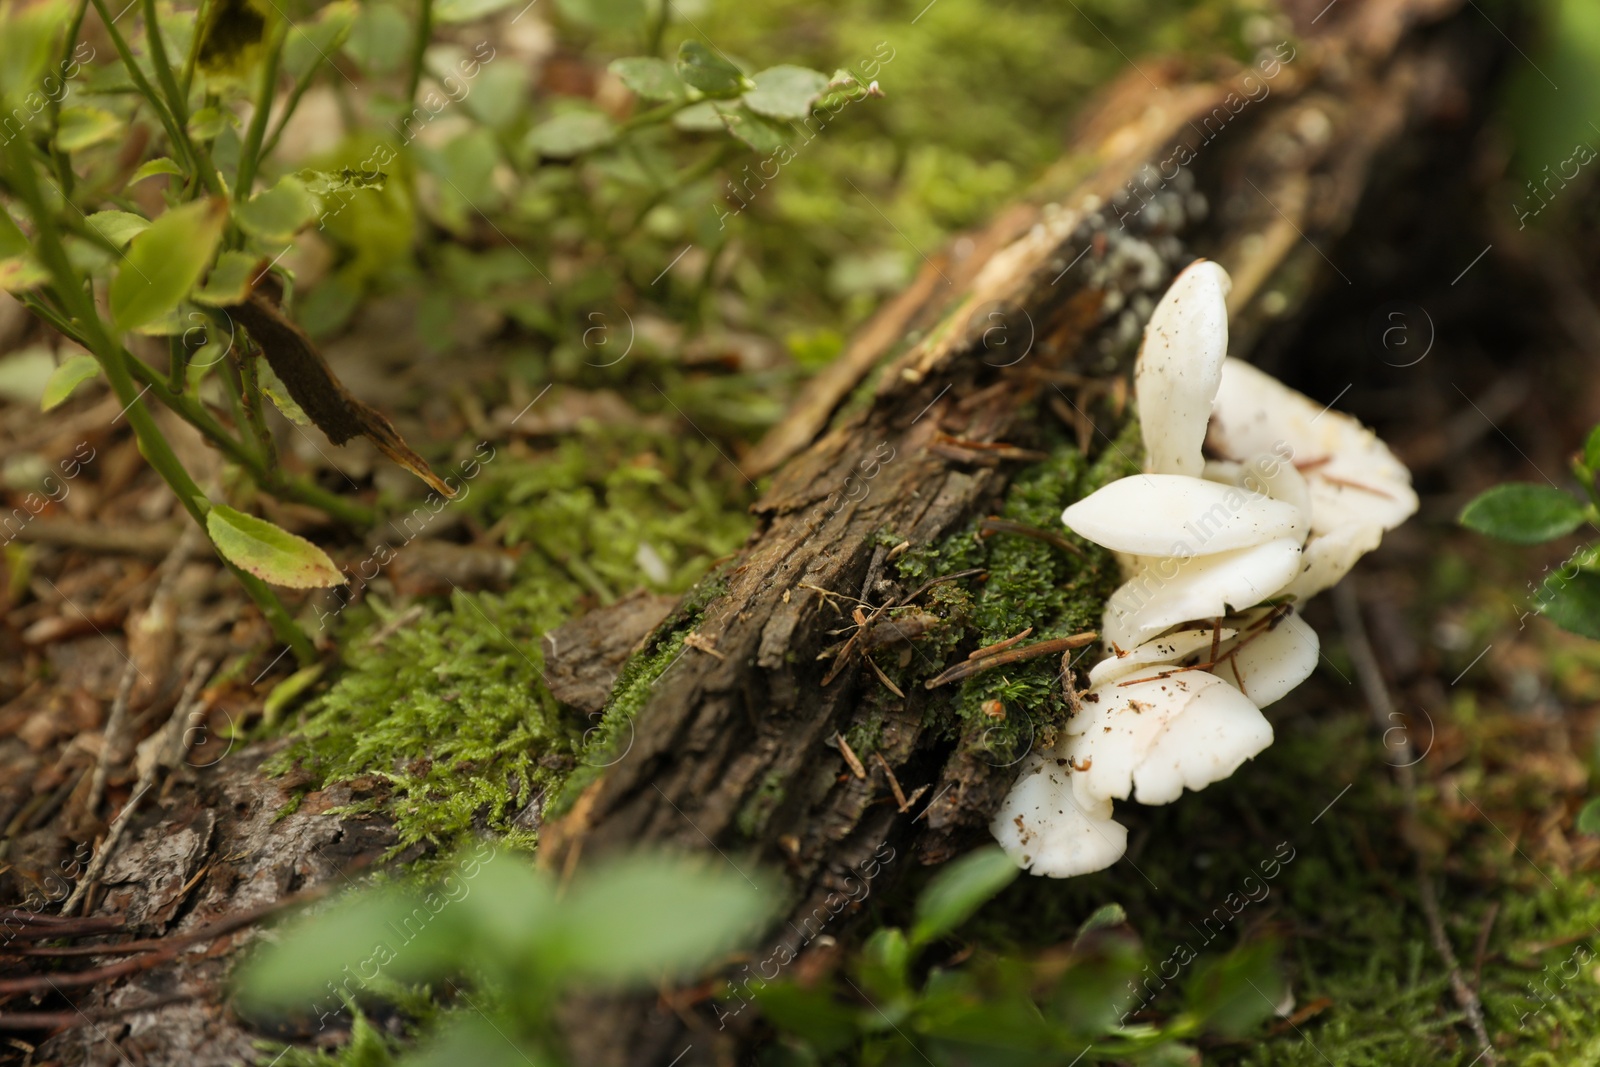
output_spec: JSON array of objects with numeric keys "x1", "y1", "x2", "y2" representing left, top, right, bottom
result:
[{"x1": 541, "y1": 1, "x2": 1488, "y2": 1062}]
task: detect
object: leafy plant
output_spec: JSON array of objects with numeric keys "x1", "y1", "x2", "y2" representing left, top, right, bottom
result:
[
  {"x1": 0, "y1": 0, "x2": 859, "y2": 663},
  {"x1": 753, "y1": 847, "x2": 1287, "y2": 1066},
  {"x1": 1459, "y1": 423, "x2": 1600, "y2": 637},
  {"x1": 239, "y1": 845, "x2": 779, "y2": 1066}
]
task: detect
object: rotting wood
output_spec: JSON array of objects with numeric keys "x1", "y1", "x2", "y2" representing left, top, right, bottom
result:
[{"x1": 539, "y1": 3, "x2": 1490, "y2": 1063}]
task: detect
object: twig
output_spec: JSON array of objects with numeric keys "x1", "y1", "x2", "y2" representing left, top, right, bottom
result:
[
  {"x1": 924, "y1": 632, "x2": 1097, "y2": 689},
  {"x1": 978, "y1": 518, "x2": 1085, "y2": 558},
  {"x1": 0, "y1": 991, "x2": 194, "y2": 1029},
  {"x1": 72, "y1": 526, "x2": 198, "y2": 880},
  {"x1": 1334, "y1": 582, "x2": 1497, "y2": 1064},
  {"x1": 863, "y1": 655, "x2": 905, "y2": 698},
  {"x1": 0, "y1": 873, "x2": 337, "y2": 995},
  {"x1": 821, "y1": 568, "x2": 987, "y2": 685},
  {"x1": 968, "y1": 626, "x2": 1033, "y2": 660},
  {"x1": 832, "y1": 732, "x2": 867, "y2": 779}
]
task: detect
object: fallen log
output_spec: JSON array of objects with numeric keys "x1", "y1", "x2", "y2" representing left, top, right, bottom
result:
[{"x1": 539, "y1": 1, "x2": 1492, "y2": 1062}]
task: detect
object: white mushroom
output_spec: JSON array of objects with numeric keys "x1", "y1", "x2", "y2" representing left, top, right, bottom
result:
[
  {"x1": 992, "y1": 258, "x2": 1418, "y2": 877},
  {"x1": 1128, "y1": 676, "x2": 1274, "y2": 805},
  {"x1": 1061, "y1": 474, "x2": 1306, "y2": 557},
  {"x1": 1207, "y1": 357, "x2": 1418, "y2": 598},
  {"x1": 1087, "y1": 625, "x2": 1235, "y2": 687},
  {"x1": 1136, "y1": 260, "x2": 1231, "y2": 477},
  {"x1": 1100, "y1": 537, "x2": 1303, "y2": 651},
  {"x1": 1062, "y1": 667, "x2": 1207, "y2": 805},
  {"x1": 1210, "y1": 609, "x2": 1320, "y2": 707},
  {"x1": 990, "y1": 753, "x2": 1128, "y2": 878}
]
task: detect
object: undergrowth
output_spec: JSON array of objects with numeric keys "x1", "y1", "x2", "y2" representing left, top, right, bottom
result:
[{"x1": 269, "y1": 428, "x2": 752, "y2": 853}]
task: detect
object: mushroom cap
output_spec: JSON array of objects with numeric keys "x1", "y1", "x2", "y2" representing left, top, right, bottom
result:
[
  {"x1": 1062, "y1": 474, "x2": 1307, "y2": 558},
  {"x1": 1087, "y1": 625, "x2": 1236, "y2": 687},
  {"x1": 1063, "y1": 668, "x2": 1214, "y2": 805},
  {"x1": 1208, "y1": 357, "x2": 1419, "y2": 536},
  {"x1": 1101, "y1": 537, "x2": 1303, "y2": 651},
  {"x1": 1136, "y1": 260, "x2": 1231, "y2": 477},
  {"x1": 1204, "y1": 453, "x2": 1312, "y2": 517},
  {"x1": 1129, "y1": 675, "x2": 1274, "y2": 804},
  {"x1": 1211, "y1": 610, "x2": 1320, "y2": 707},
  {"x1": 1280, "y1": 522, "x2": 1385, "y2": 601},
  {"x1": 991, "y1": 754, "x2": 1128, "y2": 878}
]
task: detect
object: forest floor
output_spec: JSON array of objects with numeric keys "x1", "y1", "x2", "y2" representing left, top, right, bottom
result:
[{"x1": 5, "y1": 1, "x2": 1600, "y2": 1065}]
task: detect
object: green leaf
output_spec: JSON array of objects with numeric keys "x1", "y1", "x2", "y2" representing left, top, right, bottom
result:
[
  {"x1": 610, "y1": 56, "x2": 686, "y2": 102},
  {"x1": 0, "y1": 207, "x2": 28, "y2": 258},
  {"x1": 1075, "y1": 902, "x2": 1129, "y2": 941},
  {"x1": 0, "y1": 2, "x2": 70, "y2": 109},
  {"x1": 85, "y1": 210, "x2": 150, "y2": 249},
  {"x1": 1538, "y1": 566, "x2": 1600, "y2": 640},
  {"x1": 1584, "y1": 424, "x2": 1600, "y2": 475},
  {"x1": 129, "y1": 158, "x2": 185, "y2": 186},
  {"x1": 751, "y1": 984, "x2": 859, "y2": 1055},
  {"x1": 56, "y1": 107, "x2": 122, "y2": 152},
  {"x1": 283, "y1": 0, "x2": 356, "y2": 79},
  {"x1": 910, "y1": 846, "x2": 1019, "y2": 946},
  {"x1": 1459, "y1": 483, "x2": 1587, "y2": 544},
  {"x1": 434, "y1": 0, "x2": 519, "y2": 22},
  {"x1": 1184, "y1": 939, "x2": 1285, "y2": 1039},
  {"x1": 0, "y1": 256, "x2": 50, "y2": 292},
  {"x1": 550, "y1": 853, "x2": 775, "y2": 985},
  {"x1": 671, "y1": 100, "x2": 726, "y2": 132},
  {"x1": 236, "y1": 885, "x2": 469, "y2": 1010},
  {"x1": 676, "y1": 40, "x2": 745, "y2": 99},
  {"x1": 743, "y1": 65, "x2": 829, "y2": 120},
  {"x1": 718, "y1": 105, "x2": 791, "y2": 153},
  {"x1": 236, "y1": 176, "x2": 318, "y2": 241},
  {"x1": 525, "y1": 111, "x2": 615, "y2": 159},
  {"x1": 257, "y1": 358, "x2": 311, "y2": 425},
  {"x1": 261, "y1": 662, "x2": 324, "y2": 725},
  {"x1": 342, "y1": 2, "x2": 410, "y2": 75},
  {"x1": 40, "y1": 354, "x2": 100, "y2": 411},
  {"x1": 461, "y1": 61, "x2": 530, "y2": 130},
  {"x1": 297, "y1": 166, "x2": 388, "y2": 197},
  {"x1": 205, "y1": 504, "x2": 346, "y2": 588},
  {"x1": 193, "y1": 251, "x2": 264, "y2": 306},
  {"x1": 110, "y1": 198, "x2": 229, "y2": 334},
  {"x1": 556, "y1": 0, "x2": 645, "y2": 31},
  {"x1": 856, "y1": 926, "x2": 911, "y2": 1002},
  {"x1": 395, "y1": 1016, "x2": 535, "y2": 1067},
  {"x1": 1577, "y1": 797, "x2": 1600, "y2": 835},
  {"x1": 186, "y1": 105, "x2": 233, "y2": 141}
]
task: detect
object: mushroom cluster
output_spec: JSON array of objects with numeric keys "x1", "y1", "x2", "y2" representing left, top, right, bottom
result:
[{"x1": 992, "y1": 261, "x2": 1418, "y2": 878}]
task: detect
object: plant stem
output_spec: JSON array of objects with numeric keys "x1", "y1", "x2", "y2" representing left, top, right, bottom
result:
[
  {"x1": 47, "y1": 0, "x2": 90, "y2": 197},
  {"x1": 238, "y1": 349, "x2": 279, "y2": 469},
  {"x1": 235, "y1": 16, "x2": 288, "y2": 198},
  {"x1": 179, "y1": 0, "x2": 210, "y2": 97},
  {"x1": 404, "y1": 0, "x2": 433, "y2": 105},
  {"x1": 122, "y1": 356, "x2": 375, "y2": 527},
  {"x1": 3, "y1": 137, "x2": 313, "y2": 664},
  {"x1": 89, "y1": 0, "x2": 224, "y2": 197},
  {"x1": 141, "y1": 0, "x2": 190, "y2": 126}
]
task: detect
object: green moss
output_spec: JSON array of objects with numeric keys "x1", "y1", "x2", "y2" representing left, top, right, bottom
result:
[
  {"x1": 891, "y1": 414, "x2": 1141, "y2": 762},
  {"x1": 271, "y1": 428, "x2": 753, "y2": 856},
  {"x1": 546, "y1": 565, "x2": 735, "y2": 817},
  {"x1": 738, "y1": 770, "x2": 790, "y2": 838}
]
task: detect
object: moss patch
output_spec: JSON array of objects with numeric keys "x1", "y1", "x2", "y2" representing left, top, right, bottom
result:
[
  {"x1": 271, "y1": 428, "x2": 753, "y2": 855},
  {"x1": 888, "y1": 413, "x2": 1142, "y2": 762}
]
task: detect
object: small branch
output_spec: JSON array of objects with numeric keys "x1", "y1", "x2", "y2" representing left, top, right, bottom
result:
[
  {"x1": 1334, "y1": 582, "x2": 1497, "y2": 1064},
  {"x1": 978, "y1": 517, "x2": 1085, "y2": 557},
  {"x1": 924, "y1": 632, "x2": 1098, "y2": 689}
]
